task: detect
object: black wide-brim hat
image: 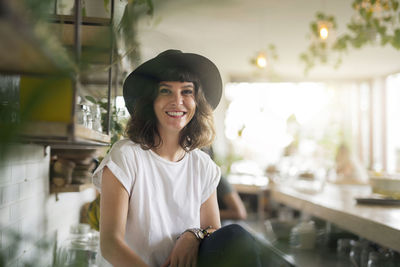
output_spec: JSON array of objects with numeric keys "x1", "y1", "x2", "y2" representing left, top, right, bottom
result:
[{"x1": 123, "y1": 49, "x2": 223, "y2": 115}]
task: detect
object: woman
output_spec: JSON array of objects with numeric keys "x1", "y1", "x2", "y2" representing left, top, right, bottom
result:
[{"x1": 93, "y1": 50, "x2": 261, "y2": 267}]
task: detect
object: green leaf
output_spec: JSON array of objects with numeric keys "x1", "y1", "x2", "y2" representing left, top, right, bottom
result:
[
  {"x1": 85, "y1": 96, "x2": 97, "y2": 104},
  {"x1": 377, "y1": 25, "x2": 387, "y2": 35},
  {"x1": 381, "y1": 35, "x2": 392, "y2": 45},
  {"x1": 360, "y1": 8, "x2": 367, "y2": 18},
  {"x1": 333, "y1": 36, "x2": 348, "y2": 51},
  {"x1": 104, "y1": 0, "x2": 110, "y2": 12},
  {"x1": 392, "y1": 0, "x2": 399, "y2": 11},
  {"x1": 392, "y1": 29, "x2": 400, "y2": 49},
  {"x1": 383, "y1": 15, "x2": 393, "y2": 22},
  {"x1": 311, "y1": 22, "x2": 318, "y2": 35},
  {"x1": 316, "y1": 12, "x2": 325, "y2": 20}
]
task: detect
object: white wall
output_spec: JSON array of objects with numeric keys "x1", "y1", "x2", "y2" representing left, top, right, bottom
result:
[{"x1": 0, "y1": 144, "x2": 96, "y2": 266}]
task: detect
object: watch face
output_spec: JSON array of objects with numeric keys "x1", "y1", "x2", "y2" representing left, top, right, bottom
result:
[{"x1": 198, "y1": 231, "x2": 204, "y2": 239}]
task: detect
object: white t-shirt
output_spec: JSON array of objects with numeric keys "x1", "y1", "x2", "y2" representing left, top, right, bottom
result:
[{"x1": 92, "y1": 139, "x2": 221, "y2": 267}]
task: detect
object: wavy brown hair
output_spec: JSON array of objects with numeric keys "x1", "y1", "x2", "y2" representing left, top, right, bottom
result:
[{"x1": 125, "y1": 68, "x2": 215, "y2": 151}]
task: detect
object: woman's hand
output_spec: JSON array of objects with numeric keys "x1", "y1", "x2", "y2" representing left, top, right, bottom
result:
[{"x1": 161, "y1": 232, "x2": 200, "y2": 267}]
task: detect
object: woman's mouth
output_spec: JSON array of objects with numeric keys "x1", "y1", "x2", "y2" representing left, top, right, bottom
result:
[{"x1": 166, "y1": 111, "x2": 186, "y2": 117}]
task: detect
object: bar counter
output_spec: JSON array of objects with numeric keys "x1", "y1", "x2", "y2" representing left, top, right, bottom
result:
[{"x1": 271, "y1": 183, "x2": 400, "y2": 252}]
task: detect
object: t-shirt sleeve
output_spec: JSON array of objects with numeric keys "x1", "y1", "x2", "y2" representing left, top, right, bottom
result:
[
  {"x1": 92, "y1": 142, "x2": 136, "y2": 196},
  {"x1": 201, "y1": 157, "x2": 221, "y2": 204}
]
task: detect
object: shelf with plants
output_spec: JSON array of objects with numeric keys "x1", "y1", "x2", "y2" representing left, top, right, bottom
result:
[
  {"x1": 0, "y1": 0, "x2": 121, "y2": 147},
  {"x1": 1, "y1": 0, "x2": 154, "y2": 151}
]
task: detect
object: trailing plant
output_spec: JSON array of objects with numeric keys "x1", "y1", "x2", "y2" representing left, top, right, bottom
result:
[
  {"x1": 249, "y1": 44, "x2": 279, "y2": 67},
  {"x1": 300, "y1": 0, "x2": 400, "y2": 74},
  {"x1": 299, "y1": 12, "x2": 340, "y2": 74},
  {"x1": 117, "y1": 0, "x2": 154, "y2": 65}
]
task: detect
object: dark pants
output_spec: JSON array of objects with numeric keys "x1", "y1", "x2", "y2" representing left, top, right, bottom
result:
[{"x1": 197, "y1": 224, "x2": 263, "y2": 267}]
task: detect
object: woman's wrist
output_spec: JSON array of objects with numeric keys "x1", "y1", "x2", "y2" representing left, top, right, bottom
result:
[{"x1": 178, "y1": 226, "x2": 213, "y2": 242}]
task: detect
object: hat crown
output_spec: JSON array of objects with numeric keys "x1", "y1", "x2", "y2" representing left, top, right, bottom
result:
[{"x1": 157, "y1": 49, "x2": 183, "y2": 58}]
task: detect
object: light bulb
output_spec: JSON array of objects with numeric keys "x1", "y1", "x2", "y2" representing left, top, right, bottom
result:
[
  {"x1": 256, "y1": 53, "x2": 267, "y2": 68},
  {"x1": 319, "y1": 25, "x2": 329, "y2": 40}
]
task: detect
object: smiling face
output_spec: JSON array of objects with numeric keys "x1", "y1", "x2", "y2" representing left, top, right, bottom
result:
[{"x1": 153, "y1": 81, "x2": 197, "y2": 135}]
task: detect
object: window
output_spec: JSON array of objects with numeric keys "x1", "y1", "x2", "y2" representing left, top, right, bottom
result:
[{"x1": 224, "y1": 73, "x2": 400, "y2": 177}]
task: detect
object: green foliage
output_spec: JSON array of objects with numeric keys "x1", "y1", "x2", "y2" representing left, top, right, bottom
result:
[
  {"x1": 300, "y1": 0, "x2": 400, "y2": 73},
  {"x1": 0, "y1": 228, "x2": 54, "y2": 267},
  {"x1": 117, "y1": 0, "x2": 154, "y2": 65}
]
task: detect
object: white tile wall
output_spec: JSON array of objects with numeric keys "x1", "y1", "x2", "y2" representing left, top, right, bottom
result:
[{"x1": 0, "y1": 144, "x2": 97, "y2": 266}]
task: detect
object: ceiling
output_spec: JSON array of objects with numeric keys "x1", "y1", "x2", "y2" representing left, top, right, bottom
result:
[{"x1": 136, "y1": 0, "x2": 400, "y2": 83}]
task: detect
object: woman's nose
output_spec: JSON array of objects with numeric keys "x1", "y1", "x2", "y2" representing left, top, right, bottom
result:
[{"x1": 171, "y1": 92, "x2": 183, "y2": 105}]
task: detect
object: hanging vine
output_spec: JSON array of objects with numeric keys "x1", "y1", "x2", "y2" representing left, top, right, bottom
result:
[{"x1": 300, "y1": 0, "x2": 400, "y2": 74}]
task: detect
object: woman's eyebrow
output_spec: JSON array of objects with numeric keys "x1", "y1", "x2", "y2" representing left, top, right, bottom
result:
[{"x1": 159, "y1": 82, "x2": 172, "y2": 87}]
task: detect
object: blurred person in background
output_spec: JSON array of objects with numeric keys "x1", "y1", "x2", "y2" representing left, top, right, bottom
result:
[
  {"x1": 217, "y1": 176, "x2": 247, "y2": 221},
  {"x1": 202, "y1": 146, "x2": 248, "y2": 221},
  {"x1": 335, "y1": 142, "x2": 368, "y2": 184}
]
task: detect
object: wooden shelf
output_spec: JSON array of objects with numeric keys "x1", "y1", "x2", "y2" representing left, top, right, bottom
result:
[
  {"x1": 75, "y1": 124, "x2": 110, "y2": 144},
  {"x1": 47, "y1": 14, "x2": 112, "y2": 26},
  {"x1": 47, "y1": 22, "x2": 111, "y2": 48},
  {"x1": 2, "y1": 1, "x2": 117, "y2": 148},
  {"x1": 19, "y1": 121, "x2": 110, "y2": 147},
  {"x1": 271, "y1": 183, "x2": 400, "y2": 253},
  {"x1": 50, "y1": 183, "x2": 94, "y2": 193},
  {"x1": 0, "y1": 15, "x2": 74, "y2": 75}
]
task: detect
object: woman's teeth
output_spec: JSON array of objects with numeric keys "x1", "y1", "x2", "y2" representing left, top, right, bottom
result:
[{"x1": 167, "y1": 111, "x2": 184, "y2": 116}]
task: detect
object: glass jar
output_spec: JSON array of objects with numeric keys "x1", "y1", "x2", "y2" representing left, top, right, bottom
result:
[
  {"x1": 76, "y1": 104, "x2": 88, "y2": 126},
  {"x1": 289, "y1": 221, "x2": 316, "y2": 250},
  {"x1": 86, "y1": 105, "x2": 93, "y2": 129},
  {"x1": 360, "y1": 240, "x2": 373, "y2": 267},
  {"x1": 337, "y1": 238, "x2": 353, "y2": 259},
  {"x1": 350, "y1": 240, "x2": 363, "y2": 267},
  {"x1": 367, "y1": 251, "x2": 385, "y2": 267},
  {"x1": 92, "y1": 104, "x2": 102, "y2": 132},
  {"x1": 55, "y1": 224, "x2": 99, "y2": 267}
]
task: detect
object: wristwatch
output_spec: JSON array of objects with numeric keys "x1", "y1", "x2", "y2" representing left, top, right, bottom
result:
[
  {"x1": 185, "y1": 228, "x2": 206, "y2": 241},
  {"x1": 182, "y1": 226, "x2": 212, "y2": 241}
]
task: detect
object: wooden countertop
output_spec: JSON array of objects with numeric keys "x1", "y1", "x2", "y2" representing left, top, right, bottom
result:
[{"x1": 271, "y1": 183, "x2": 400, "y2": 252}]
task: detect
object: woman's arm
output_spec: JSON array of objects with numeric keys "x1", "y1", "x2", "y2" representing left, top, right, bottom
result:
[
  {"x1": 100, "y1": 167, "x2": 149, "y2": 267},
  {"x1": 161, "y1": 191, "x2": 221, "y2": 267},
  {"x1": 200, "y1": 191, "x2": 221, "y2": 232}
]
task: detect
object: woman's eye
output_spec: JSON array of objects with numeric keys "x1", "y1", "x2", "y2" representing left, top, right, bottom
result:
[
  {"x1": 182, "y1": 89, "x2": 193, "y2": 95},
  {"x1": 159, "y1": 88, "x2": 170, "y2": 94}
]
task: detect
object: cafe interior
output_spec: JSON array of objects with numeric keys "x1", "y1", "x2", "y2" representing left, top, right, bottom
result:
[{"x1": 1, "y1": 0, "x2": 400, "y2": 266}]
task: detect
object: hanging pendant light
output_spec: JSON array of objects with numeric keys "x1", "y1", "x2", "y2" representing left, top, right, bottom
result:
[
  {"x1": 319, "y1": 24, "x2": 329, "y2": 40},
  {"x1": 317, "y1": 21, "x2": 332, "y2": 41},
  {"x1": 256, "y1": 52, "x2": 268, "y2": 68}
]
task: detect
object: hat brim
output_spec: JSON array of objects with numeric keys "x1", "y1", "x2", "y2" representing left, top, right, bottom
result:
[{"x1": 123, "y1": 51, "x2": 222, "y2": 115}]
